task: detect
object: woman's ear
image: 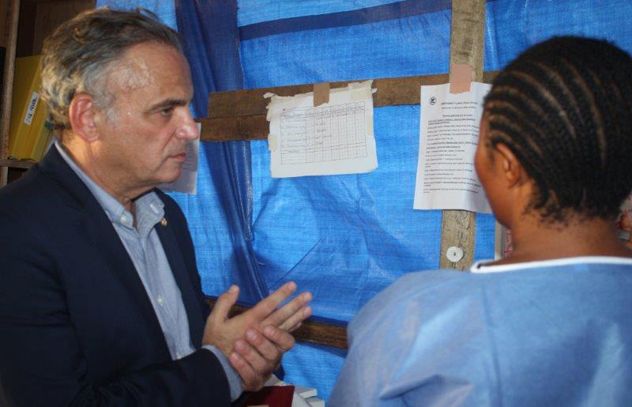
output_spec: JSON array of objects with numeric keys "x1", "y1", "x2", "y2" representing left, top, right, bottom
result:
[
  {"x1": 494, "y1": 143, "x2": 527, "y2": 188},
  {"x1": 68, "y1": 93, "x2": 99, "y2": 142}
]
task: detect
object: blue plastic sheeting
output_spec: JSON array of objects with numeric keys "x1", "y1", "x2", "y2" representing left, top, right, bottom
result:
[
  {"x1": 173, "y1": 0, "x2": 270, "y2": 303},
  {"x1": 244, "y1": 2, "x2": 487, "y2": 318},
  {"x1": 95, "y1": 0, "x2": 632, "y2": 402},
  {"x1": 239, "y1": 0, "x2": 452, "y2": 41},
  {"x1": 486, "y1": 0, "x2": 632, "y2": 69},
  {"x1": 240, "y1": 0, "x2": 632, "y2": 399},
  {"x1": 251, "y1": 106, "x2": 495, "y2": 321},
  {"x1": 238, "y1": 0, "x2": 403, "y2": 26},
  {"x1": 241, "y1": 5, "x2": 453, "y2": 87},
  {"x1": 96, "y1": 0, "x2": 176, "y2": 29}
]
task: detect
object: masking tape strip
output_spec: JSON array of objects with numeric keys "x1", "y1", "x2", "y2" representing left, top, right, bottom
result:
[
  {"x1": 449, "y1": 63, "x2": 473, "y2": 94},
  {"x1": 313, "y1": 82, "x2": 330, "y2": 107}
]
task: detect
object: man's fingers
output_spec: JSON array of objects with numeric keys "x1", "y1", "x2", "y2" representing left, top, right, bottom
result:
[
  {"x1": 286, "y1": 321, "x2": 303, "y2": 334},
  {"x1": 230, "y1": 349, "x2": 267, "y2": 392},
  {"x1": 281, "y1": 303, "x2": 312, "y2": 331},
  {"x1": 233, "y1": 332, "x2": 280, "y2": 383},
  {"x1": 234, "y1": 339, "x2": 268, "y2": 376},
  {"x1": 243, "y1": 329, "x2": 281, "y2": 362},
  {"x1": 209, "y1": 285, "x2": 239, "y2": 323},
  {"x1": 249, "y1": 281, "x2": 297, "y2": 321},
  {"x1": 229, "y1": 352, "x2": 259, "y2": 392},
  {"x1": 262, "y1": 325, "x2": 295, "y2": 353},
  {"x1": 263, "y1": 292, "x2": 312, "y2": 330}
]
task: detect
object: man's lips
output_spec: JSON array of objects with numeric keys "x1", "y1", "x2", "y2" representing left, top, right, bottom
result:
[{"x1": 169, "y1": 152, "x2": 187, "y2": 161}]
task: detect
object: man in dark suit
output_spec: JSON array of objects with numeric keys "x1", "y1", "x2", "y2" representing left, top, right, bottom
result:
[{"x1": 0, "y1": 8, "x2": 312, "y2": 406}]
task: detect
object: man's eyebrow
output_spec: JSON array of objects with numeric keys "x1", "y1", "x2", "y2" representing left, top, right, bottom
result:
[{"x1": 148, "y1": 98, "x2": 189, "y2": 111}]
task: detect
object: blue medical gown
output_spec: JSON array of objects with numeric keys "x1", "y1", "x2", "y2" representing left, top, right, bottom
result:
[{"x1": 329, "y1": 259, "x2": 632, "y2": 406}]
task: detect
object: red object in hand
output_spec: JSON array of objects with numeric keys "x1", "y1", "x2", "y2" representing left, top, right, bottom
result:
[{"x1": 244, "y1": 385, "x2": 294, "y2": 407}]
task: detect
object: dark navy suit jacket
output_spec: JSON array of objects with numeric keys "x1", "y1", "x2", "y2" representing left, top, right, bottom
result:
[{"x1": 0, "y1": 147, "x2": 231, "y2": 406}]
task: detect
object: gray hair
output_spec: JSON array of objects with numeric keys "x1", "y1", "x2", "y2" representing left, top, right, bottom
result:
[{"x1": 41, "y1": 7, "x2": 183, "y2": 135}]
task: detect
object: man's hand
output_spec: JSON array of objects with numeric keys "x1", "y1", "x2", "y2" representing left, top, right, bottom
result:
[
  {"x1": 202, "y1": 282, "x2": 312, "y2": 391},
  {"x1": 229, "y1": 325, "x2": 295, "y2": 391}
]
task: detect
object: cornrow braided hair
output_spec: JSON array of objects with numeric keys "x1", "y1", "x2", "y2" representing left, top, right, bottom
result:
[{"x1": 484, "y1": 36, "x2": 632, "y2": 222}]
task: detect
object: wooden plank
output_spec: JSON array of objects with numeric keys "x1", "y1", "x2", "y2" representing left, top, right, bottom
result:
[
  {"x1": 202, "y1": 72, "x2": 497, "y2": 142},
  {"x1": 201, "y1": 115, "x2": 268, "y2": 142},
  {"x1": 292, "y1": 316, "x2": 347, "y2": 350},
  {"x1": 0, "y1": 158, "x2": 34, "y2": 169},
  {"x1": 450, "y1": 0, "x2": 485, "y2": 80},
  {"x1": 439, "y1": 0, "x2": 485, "y2": 270},
  {"x1": 206, "y1": 297, "x2": 347, "y2": 349},
  {"x1": 209, "y1": 74, "x2": 445, "y2": 118},
  {"x1": 0, "y1": 0, "x2": 19, "y2": 187}
]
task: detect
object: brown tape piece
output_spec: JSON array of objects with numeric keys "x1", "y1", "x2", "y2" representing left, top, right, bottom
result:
[
  {"x1": 449, "y1": 63, "x2": 473, "y2": 94},
  {"x1": 313, "y1": 82, "x2": 330, "y2": 106}
]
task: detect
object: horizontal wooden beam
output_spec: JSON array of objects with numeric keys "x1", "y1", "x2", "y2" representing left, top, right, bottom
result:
[
  {"x1": 201, "y1": 115, "x2": 268, "y2": 142},
  {"x1": 202, "y1": 72, "x2": 497, "y2": 142},
  {"x1": 0, "y1": 158, "x2": 35, "y2": 169},
  {"x1": 206, "y1": 297, "x2": 348, "y2": 350}
]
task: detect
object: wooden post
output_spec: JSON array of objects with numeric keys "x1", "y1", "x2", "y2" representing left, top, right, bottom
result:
[
  {"x1": 0, "y1": 0, "x2": 19, "y2": 187},
  {"x1": 439, "y1": 0, "x2": 485, "y2": 270}
]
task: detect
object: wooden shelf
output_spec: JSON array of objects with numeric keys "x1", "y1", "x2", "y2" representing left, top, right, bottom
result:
[{"x1": 0, "y1": 158, "x2": 35, "y2": 169}]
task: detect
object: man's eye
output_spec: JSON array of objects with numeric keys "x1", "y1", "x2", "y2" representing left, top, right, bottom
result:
[{"x1": 160, "y1": 107, "x2": 175, "y2": 116}]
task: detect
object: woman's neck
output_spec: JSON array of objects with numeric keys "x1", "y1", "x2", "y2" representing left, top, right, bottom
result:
[{"x1": 495, "y1": 215, "x2": 632, "y2": 265}]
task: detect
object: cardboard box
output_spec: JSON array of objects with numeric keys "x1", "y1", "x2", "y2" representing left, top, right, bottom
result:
[{"x1": 9, "y1": 55, "x2": 49, "y2": 160}]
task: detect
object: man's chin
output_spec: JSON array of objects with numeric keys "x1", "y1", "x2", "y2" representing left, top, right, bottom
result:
[{"x1": 157, "y1": 169, "x2": 182, "y2": 185}]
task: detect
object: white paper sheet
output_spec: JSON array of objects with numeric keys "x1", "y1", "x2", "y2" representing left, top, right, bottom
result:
[
  {"x1": 266, "y1": 80, "x2": 377, "y2": 178},
  {"x1": 413, "y1": 82, "x2": 492, "y2": 213},
  {"x1": 159, "y1": 124, "x2": 200, "y2": 194}
]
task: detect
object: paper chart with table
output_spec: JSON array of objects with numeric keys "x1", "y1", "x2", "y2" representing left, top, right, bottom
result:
[{"x1": 265, "y1": 80, "x2": 377, "y2": 178}]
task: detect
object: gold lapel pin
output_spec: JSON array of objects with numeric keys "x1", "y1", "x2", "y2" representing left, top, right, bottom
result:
[{"x1": 160, "y1": 218, "x2": 168, "y2": 227}]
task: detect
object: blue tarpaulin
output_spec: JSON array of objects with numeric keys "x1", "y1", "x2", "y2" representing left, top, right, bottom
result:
[{"x1": 98, "y1": 0, "x2": 632, "y2": 400}]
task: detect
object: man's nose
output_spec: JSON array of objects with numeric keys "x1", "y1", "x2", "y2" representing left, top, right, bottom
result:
[{"x1": 176, "y1": 110, "x2": 200, "y2": 140}]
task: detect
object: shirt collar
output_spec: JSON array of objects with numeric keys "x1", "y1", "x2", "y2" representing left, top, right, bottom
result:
[
  {"x1": 471, "y1": 256, "x2": 632, "y2": 273},
  {"x1": 54, "y1": 141, "x2": 164, "y2": 234}
]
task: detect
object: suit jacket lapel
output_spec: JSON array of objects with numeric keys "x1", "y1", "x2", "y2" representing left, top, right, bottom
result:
[{"x1": 39, "y1": 147, "x2": 169, "y2": 350}]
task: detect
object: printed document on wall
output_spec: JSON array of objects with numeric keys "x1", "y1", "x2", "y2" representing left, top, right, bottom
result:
[
  {"x1": 265, "y1": 80, "x2": 377, "y2": 178},
  {"x1": 413, "y1": 82, "x2": 492, "y2": 213}
]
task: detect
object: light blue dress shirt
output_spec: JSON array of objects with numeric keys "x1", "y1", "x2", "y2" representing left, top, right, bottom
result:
[{"x1": 55, "y1": 142, "x2": 242, "y2": 400}]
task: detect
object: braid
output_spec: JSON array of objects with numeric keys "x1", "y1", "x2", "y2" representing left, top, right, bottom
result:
[{"x1": 484, "y1": 36, "x2": 632, "y2": 222}]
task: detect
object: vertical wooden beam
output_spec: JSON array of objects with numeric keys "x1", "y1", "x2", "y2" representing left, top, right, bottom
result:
[
  {"x1": 0, "y1": 0, "x2": 19, "y2": 187},
  {"x1": 439, "y1": 0, "x2": 485, "y2": 270}
]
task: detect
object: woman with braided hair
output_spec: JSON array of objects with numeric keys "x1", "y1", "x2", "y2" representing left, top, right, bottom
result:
[{"x1": 330, "y1": 36, "x2": 632, "y2": 406}]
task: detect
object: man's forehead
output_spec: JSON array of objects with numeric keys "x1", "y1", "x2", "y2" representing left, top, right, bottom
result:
[
  {"x1": 107, "y1": 56, "x2": 152, "y2": 92},
  {"x1": 105, "y1": 42, "x2": 190, "y2": 94}
]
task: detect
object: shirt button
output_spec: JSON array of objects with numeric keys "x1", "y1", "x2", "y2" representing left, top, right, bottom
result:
[{"x1": 157, "y1": 296, "x2": 164, "y2": 305}]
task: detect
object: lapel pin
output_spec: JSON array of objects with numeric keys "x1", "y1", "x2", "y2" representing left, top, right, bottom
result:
[{"x1": 160, "y1": 217, "x2": 168, "y2": 227}]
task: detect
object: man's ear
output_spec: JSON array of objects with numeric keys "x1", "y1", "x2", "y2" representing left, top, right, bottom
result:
[
  {"x1": 68, "y1": 93, "x2": 99, "y2": 142},
  {"x1": 494, "y1": 143, "x2": 526, "y2": 188}
]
